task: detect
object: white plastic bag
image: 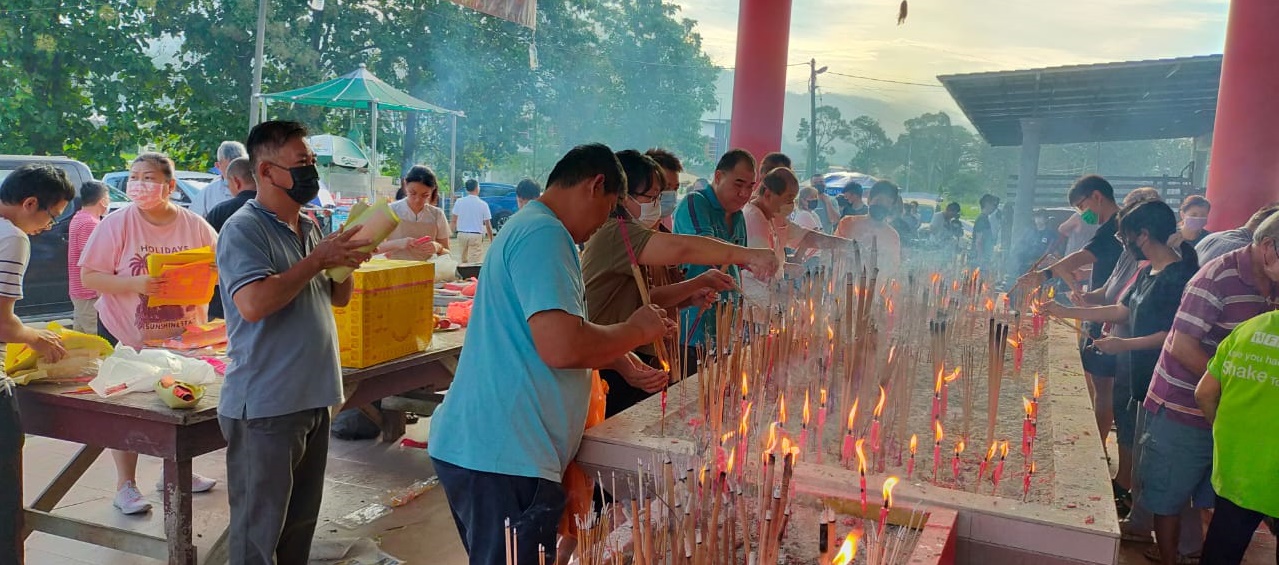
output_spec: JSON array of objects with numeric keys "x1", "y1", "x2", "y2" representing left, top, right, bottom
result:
[{"x1": 88, "y1": 346, "x2": 217, "y2": 398}]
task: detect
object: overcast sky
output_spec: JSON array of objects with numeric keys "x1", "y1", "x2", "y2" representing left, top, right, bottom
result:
[{"x1": 674, "y1": 0, "x2": 1230, "y2": 114}]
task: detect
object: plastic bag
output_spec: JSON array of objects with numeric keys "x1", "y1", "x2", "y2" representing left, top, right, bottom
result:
[
  {"x1": 87, "y1": 346, "x2": 218, "y2": 398},
  {"x1": 446, "y1": 300, "x2": 474, "y2": 327},
  {"x1": 559, "y1": 371, "x2": 609, "y2": 538}
]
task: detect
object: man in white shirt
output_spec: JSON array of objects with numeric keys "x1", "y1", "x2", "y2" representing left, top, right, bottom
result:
[
  {"x1": 191, "y1": 141, "x2": 247, "y2": 216},
  {"x1": 450, "y1": 179, "x2": 493, "y2": 264}
]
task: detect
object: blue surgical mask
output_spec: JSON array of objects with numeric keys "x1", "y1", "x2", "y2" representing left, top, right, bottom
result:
[{"x1": 659, "y1": 191, "x2": 678, "y2": 217}]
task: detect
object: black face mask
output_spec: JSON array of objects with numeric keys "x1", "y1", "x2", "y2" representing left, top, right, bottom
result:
[
  {"x1": 868, "y1": 204, "x2": 889, "y2": 221},
  {"x1": 1125, "y1": 237, "x2": 1146, "y2": 261},
  {"x1": 279, "y1": 164, "x2": 322, "y2": 205},
  {"x1": 807, "y1": 200, "x2": 820, "y2": 211}
]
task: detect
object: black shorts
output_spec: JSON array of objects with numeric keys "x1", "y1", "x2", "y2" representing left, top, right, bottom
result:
[{"x1": 1080, "y1": 340, "x2": 1117, "y2": 378}]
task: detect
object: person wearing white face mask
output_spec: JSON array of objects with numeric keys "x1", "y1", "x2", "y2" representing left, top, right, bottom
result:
[
  {"x1": 581, "y1": 149, "x2": 779, "y2": 416},
  {"x1": 1178, "y1": 195, "x2": 1212, "y2": 247},
  {"x1": 741, "y1": 167, "x2": 849, "y2": 303},
  {"x1": 79, "y1": 152, "x2": 219, "y2": 515}
]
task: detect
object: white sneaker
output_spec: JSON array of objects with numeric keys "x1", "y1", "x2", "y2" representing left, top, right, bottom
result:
[
  {"x1": 113, "y1": 481, "x2": 152, "y2": 515},
  {"x1": 155, "y1": 473, "x2": 218, "y2": 494}
]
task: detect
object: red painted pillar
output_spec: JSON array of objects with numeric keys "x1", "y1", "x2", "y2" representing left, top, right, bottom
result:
[
  {"x1": 728, "y1": 0, "x2": 793, "y2": 163},
  {"x1": 1204, "y1": 0, "x2": 1279, "y2": 230}
]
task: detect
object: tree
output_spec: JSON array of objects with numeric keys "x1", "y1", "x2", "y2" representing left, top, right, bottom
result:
[
  {"x1": 795, "y1": 105, "x2": 852, "y2": 173},
  {"x1": 847, "y1": 115, "x2": 891, "y2": 174},
  {"x1": 890, "y1": 112, "x2": 982, "y2": 197}
]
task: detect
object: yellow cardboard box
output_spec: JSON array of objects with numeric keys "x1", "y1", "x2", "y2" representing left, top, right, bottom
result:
[{"x1": 333, "y1": 259, "x2": 435, "y2": 368}]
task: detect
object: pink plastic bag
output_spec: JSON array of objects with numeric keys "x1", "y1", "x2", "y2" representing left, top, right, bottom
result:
[{"x1": 446, "y1": 300, "x2": 473, "y2": 326}]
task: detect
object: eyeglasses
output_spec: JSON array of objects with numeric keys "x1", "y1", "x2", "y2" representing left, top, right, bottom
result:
[{"x1": 44, "y1": 209, "x2": 57, "y2": 228}]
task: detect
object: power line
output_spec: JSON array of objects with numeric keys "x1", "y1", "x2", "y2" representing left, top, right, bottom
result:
[{"x1": 825, "y1": 71, "x2": 944, "y2": 88}]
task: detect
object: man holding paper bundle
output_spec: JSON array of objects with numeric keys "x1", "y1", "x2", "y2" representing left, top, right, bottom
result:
[
  {"x1": 430, "y1": 144, "x2": 676, "y2": 565},
  {"x1": 217, "y1": 120, "x2": 374, "y2": 564}
]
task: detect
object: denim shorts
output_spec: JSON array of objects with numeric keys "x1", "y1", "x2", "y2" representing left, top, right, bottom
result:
[
  {"x1": 1115, "y1": 396, "x2": 1139, "y2": 450},
  {"x1": 1137, "y1": 406, "x2": 1215, "y2": 515}
]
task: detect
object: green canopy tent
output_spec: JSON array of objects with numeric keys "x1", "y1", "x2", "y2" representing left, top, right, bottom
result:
[{"x1": 258, "y1": 64, "x2": 465, "y2": 198}]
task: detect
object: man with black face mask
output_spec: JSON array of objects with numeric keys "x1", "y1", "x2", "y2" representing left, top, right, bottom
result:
[
  {"x1": 835, "y1": 180, "x2": 903, "y2": 271},
  {"x1": 972, "y1": 194, "x2": 1001, "y2": 269},
  {"x1": 216, "y1": 120, "x2": 375, "y2": 564}
]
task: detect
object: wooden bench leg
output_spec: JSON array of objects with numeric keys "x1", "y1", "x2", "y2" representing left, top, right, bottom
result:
[
  {"x1": 22, "y1": 445, "x2": 104, "y2": 541},
  {"x1": 162, "y1": 459, "x2": 196, "y2": 565},
  {"x1": 380, "y1": 410, "x2": 406, "y2": 443}
]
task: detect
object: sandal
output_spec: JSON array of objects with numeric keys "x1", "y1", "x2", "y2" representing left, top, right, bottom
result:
[
  {"x1": 1143, "y1": 545, "x2": 1201, "y2": 564},
  {"x1": 1113, "y1": 480, "x2": 1133, "y2": 518}
]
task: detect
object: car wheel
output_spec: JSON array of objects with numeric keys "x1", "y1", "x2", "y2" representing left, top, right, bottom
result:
[{"x1": 493, "y1": 211, "x2": 513, "y2": 232}]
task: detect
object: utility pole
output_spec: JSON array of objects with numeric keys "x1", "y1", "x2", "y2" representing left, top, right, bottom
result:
[
  {"x1": 249, "y1": 0, "x2": 270, "y2": 127},
  {"x1": 808, "y1": 58, "x2": 828, "y2": 178}
]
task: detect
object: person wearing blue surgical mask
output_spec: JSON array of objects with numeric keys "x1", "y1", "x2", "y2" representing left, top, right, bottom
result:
[{"x1": 1178, "y1": 195, "x2": 1212, "y2": 247}]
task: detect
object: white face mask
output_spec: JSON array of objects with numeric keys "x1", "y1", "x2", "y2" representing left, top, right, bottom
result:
[
  {"x1": 638, "y1": 200, "x2": 662, "y2": 227},
  {"x1": 127, "y1": 180, "x2": 167, "y2": 210}
]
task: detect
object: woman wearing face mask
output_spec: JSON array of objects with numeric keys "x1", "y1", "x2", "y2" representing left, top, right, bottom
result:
[
  {"x1": 79, "y1": 152, "x2": 219, "y2": 515},
  {"x1": 376, "y1": 165, "x2": 450, "y2": 261},
  {"x1": 790, "y1": 187, "x2": 825, "y2": 232},
  {"x1": 581, "y1": 150, "x2": 779, "y2": 416},
  {"x1": 1178, "y1": 195, "x2": 1211, "y2": 247},
  {"x1": 835, "y1": 180, "x2": 904, "y2": 270}
]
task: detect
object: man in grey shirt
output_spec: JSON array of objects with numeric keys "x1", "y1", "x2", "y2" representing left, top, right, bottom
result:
[
  {"x1": 1195, "y1": 203, "x2": 1279, "y2": 265},
  {"x1": 192, "y1": 141, "x2": 246, "y2": 216},
  {"x1": 217, "y1": 121, "x2": 372, "y2": 564}
]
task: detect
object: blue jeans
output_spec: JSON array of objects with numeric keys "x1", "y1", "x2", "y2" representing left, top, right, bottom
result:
[
  {"x1": 433, "y1": 458, "x2": 565, "y2": 565},
  {"x1": 1137, "y1": 406, "x2": 1215, "y2": 516}
]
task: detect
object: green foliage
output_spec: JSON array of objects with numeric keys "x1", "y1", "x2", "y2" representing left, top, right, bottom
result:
[{"x1": 795, "y1": 105, "x2": 853, "y2": 173}]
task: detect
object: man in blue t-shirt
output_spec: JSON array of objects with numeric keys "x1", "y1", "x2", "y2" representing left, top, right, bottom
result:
[{"x1": 428, "y1": 144, "x2": 675, "y2": 565}]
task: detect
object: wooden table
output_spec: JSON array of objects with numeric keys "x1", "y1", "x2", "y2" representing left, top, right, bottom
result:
[{"x1": 17, "y1": 329, "x2": 464, "y2": 564}]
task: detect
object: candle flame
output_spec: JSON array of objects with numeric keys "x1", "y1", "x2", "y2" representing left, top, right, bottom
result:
[
  {"x1": 699, "y1": 466, "x2": 707, "y2": 486},
  {"x1": 873, "y1": 386, "x2": 886, "y2": 418},
  {"x1": 934, "y1": 419, "x2": 944, "y2": 443},
  {"x1": 764, "y1": 422, "x2": 778, "y2": 454},
  {"x1": 779, "y1": 394, "x2": 788, "y2": 425},
  {"x1": 999, "y1": 440, "x2": 1010, "y2": 459},
  {"x1": 827, "y1": 325, "x2": 834, "y2": 341},
  {"x1": 847, "y1": 398, "x2": 859, "y2": 432},
  {"x1": 741, "y1": 371, "x2": 749, "y2": 398},
  {"x1": 1007, "y1": 336, "x2": 1021, "y2": 349},
  {"x1": 831, "y1": 532, "x2": 860, "y2": 565},
  {"x1": 952, "y1": 280, "x2": 960, "y2": 292},
  {"x1": 985, "y1": 440, "x2": 998, "y2": 461},
  {"x1": 972, "y1": 268, "x2": 981, "y2": 283},
  {"x1": 882, "y1": 476, "x2": 900, "y2": 508},
  {"x1": 740, "y1": 403, "x2": 752, "y2": 437},
  {"x1": 985, "y1": 298, "x2": 995, "y2": 312},
  {"x1": 1030, "y1": 461, "x2": 1036, "y2": 474},
  {"x1": 944, "y1": 366, "x2": 961, "y2": 383},
  {"x1": 820, "y1": 388, "x2": 828, "y2": 406},
  {"x1": 661, "y1": 359, "x2": 670, "y2": 373},
  {"x1": 930, "y1": 272, "x2": 941, "y2": 286},
  {"x1": 886, "y1": 298, "x2": 895, "y2": 316},
  {"x1": 855, "y1": 439, "x2": 867, "y2": 473},
  {"x1": 726, "y1": 446, "x2": 736, "y2": 475},
  {"x1": 910, "y1": 434, "x2": 918, "y2": 454},
  {"x1": 1033, "y1": 374, "x2": 1042, "y2": 399},
  {"x1": 934, "y1": 367, "x2": 944, "y2": 394},
  {"x1": 1023, "y1": 396, "x2": 1033, "y2": 417},
  {"x1": 1047, "y1": 286, "x2": 1056, "y2": 300},
  {"x1": 803, "y1": 390, "x2": 812, "y2": 427},
  {"x1": 955, "y1": 438, "x2": 966, "y2": 456},
  {"x1": 781, "y1": 437, "x2": 791, "y2": 457},
  {"x1": 721, "y1": 431, "x2": 735, "y2": 445}
]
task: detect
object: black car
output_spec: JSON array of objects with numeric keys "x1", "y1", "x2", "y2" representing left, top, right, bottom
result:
[{"x1": 0, "y1": 155, "x2": 93, "y2": 318}]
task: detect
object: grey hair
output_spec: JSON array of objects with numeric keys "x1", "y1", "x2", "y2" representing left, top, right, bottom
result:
[
  {"x1": 1123, "y1": 186, "x2": 1161, "y2": 207},
  {"x1": 217, "y1": 141, "x2": 247, "y2": 162},
  {"x1": 1253, "y1": 212, "x2": 1279, "y2": 245}
]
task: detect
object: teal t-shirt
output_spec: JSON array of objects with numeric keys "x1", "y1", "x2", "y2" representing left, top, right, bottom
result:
[
  {"x1": 427, "y1": 201, "x2": 590, "y2": 482},
  {"x1": 673, "y1": 186, "x2": 744, "y2": 347},
  {"x1": 1206, "y1": 310, "x2": 1279, "y2": 517}
]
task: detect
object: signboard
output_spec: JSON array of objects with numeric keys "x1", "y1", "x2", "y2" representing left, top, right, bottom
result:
[{"x1": 449, "y1": 0, "x2": 536, "y2": 29}]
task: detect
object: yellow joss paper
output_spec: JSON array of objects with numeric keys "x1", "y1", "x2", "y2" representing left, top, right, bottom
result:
[
  {"x1": 146, "y1": 246, "x2": 219, "y2": 307},
  {"x1": 326, "y1": 200, "x2": 401, "y2": 284}
]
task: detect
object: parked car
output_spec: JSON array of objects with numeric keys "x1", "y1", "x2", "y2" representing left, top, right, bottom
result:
[
  {"x1": 101, "y1": 171, "x2": 205, "y2": 208},
  {"x1": 0, "y1": 155, "x2": 93, "y2": 318},
  {"x1": 478, "y1": 182, "x2": 519, "y2": 231}
]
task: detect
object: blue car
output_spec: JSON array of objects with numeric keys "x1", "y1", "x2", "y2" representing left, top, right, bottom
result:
[{"x1": 478, "y1": 182, "x2": 519, "y2": 231}]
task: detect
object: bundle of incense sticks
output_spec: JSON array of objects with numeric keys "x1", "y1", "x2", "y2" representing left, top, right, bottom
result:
[{"x1": 985, "y1": 318, "x2": 1010, "y2": 447}]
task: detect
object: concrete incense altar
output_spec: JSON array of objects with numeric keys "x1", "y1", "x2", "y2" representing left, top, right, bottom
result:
[{"x1": 577, "y1": 265, "x2": 1118, "y2": 564}]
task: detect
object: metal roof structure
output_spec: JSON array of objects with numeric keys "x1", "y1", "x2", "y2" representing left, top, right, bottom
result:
[{"x1": 938, "y1": 55, "x2": 1221, "y2": 146}]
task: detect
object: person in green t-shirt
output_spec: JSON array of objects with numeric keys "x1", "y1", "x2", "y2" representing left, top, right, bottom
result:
[{"x1": 1197, "y1": 310, "x2": 1279, "y2": 565}]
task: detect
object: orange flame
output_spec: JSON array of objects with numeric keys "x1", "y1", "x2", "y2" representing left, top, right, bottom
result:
[
  {"x1": 972, "y1": 268, "x2": 982, "y2": 283},
  {"x1": 721, "y1": 431, "x2": 735, "y2": 445},
  {"x1": 952, "y1": 280, "x2": 960, "y2": 292},
  {"x1": 873, "y1": 386, "x2": 887, "y2": 418},
  {"x1": 779, "y1": 394, "x2": 788, "y2": 425},
  {"x1": 831, "y1": 532, "x2": 860, "y2": 565},
  {"x1": 1047, "y1": 286, "x2": 1056, "y2": 300},
  {"x1": 934, "y1": 367, "x2": 944, "y2": 394},
  {"x1": 910, "y1": 434, "x2": 918, "y2": 455},
  {"x1": 726, "y1": 446, "x2": 736, "y2": 475},
  {"x1": 1033, "y1": 374, "x2": 1042, "y2": 400},
  {"x1": 1007, "y1": 336, "x2": 1022, "y2": 349},
  {"x1": 854, "y1": 439, "x2": 867, "y2": 474},
  {"x1": 985, "y1": 298, "x2": 995, "y2": 312},
  {"x1": 740, "y1": 403, "x2": 752, "y2": 437},
  {"x1": 934, "y1": 420, "x2": 944, "y2": 444},
  {"x1": 985, "y1": 440, "x2": 998, "y2": 461},
  {"x1": 741, "y1": 371, "x2": 749, "y2": 398},
  {"x1": 781, "y1": 437, "x2": 792, "y2": 457},
  {"x1": 764, "y1": 422, "x2": 778, "y2": 455},
  {"x1": 944, "y1": 366, "x2": 961, "y2": 383},
  {"x1": 1023, "y1": 396, "x2": 1033, "y2": 417},
  {"x1": 1030, "y1": 461, "x2": 1036, "y2": 474},
  {"x1": 820, "y1": 388, "x2": 828, "y2": 406},
  {"x1": 827, "y1": 325, "x2": 834, "y2": 341},
  {"x1": 955, "y1": 438, "x2": 966, "y2": 456},
  {"x1": 803, "y1": 391, "x2": 812, "y2": 427},
  {"x1": 930, "y1": 272, "x2": 941, "y2": 286},
  {"x1": 882, "y1": 476, "x2": 900, "y2": 508},
  {"x1": 886, "y1": 298, "x2": 895, "y2": 316},
  {"x1": 847, "y1": 398, "x2": 859, "y2": 432},
  {"x1": 999, "y1": 440, "x2": 1010, "y2": 459},
  {"x1": 661, "y1": 359, "x2": 670, "y2": 373}
]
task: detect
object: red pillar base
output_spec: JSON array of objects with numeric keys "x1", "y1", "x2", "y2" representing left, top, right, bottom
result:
[
  {"x1": 1204, "y1": 0, "x2": 1279, "y2": 230},
  {"x1": 727, "y1": 0, "x2": 793, "y2": 164}
]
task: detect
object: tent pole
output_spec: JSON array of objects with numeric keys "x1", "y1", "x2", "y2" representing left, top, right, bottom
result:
[
  {"x1": 249, "y1": 0, "x2": 269, "y2": 128},
  {"x1": 370, "y1": 102, "x2": 378, "y2": 201},
  {"x1": 450, "y1": 114, "x2": 458, "y2": 202}
]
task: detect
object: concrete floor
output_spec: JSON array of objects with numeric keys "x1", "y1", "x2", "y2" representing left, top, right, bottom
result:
[{"x1": 18, "y1": 414, "x2": 1276, "y2": 565}]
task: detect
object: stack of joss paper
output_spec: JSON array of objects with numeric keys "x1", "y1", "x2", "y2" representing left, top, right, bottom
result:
[{"x1": 146, "y1": 246, "x2": 218, "y2": 307}]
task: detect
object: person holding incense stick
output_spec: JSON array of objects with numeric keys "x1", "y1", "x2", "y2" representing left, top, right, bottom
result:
[
  {"x1": 582, "y1": 150, "x2": 778, "y2": 416},
  {"x1": 741, "y1": 167, "x2": 848, "y2": 303},
  {"x1": 1196, "y1": 309, "x2": 1279, "y2": 565},
  {"x1": 429, "y1": 144, "x2": 677, "y2": 565},
  {"x1": 674, "y1": 148, "x2": 758, "y2": 365},
  {"x1": 1136, "y1": 213, "x2": 1279, "y2": 565}
]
